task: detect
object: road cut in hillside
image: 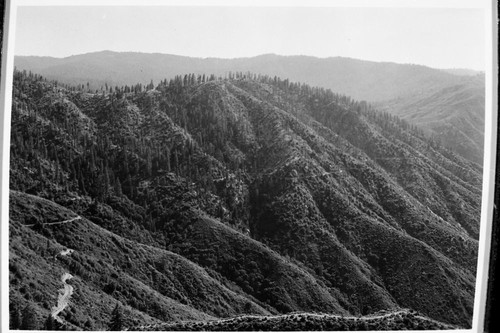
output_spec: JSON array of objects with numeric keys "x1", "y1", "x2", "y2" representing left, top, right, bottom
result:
[
  {"x1": 26, "y1": 216, "x2": 82, "y2": 227},
  {"x1": 59, "y1": 248, "x2": 74, "y2": 256},
  {"x1": 51, "y1": 273, "x2": 74, "y2": 324}
]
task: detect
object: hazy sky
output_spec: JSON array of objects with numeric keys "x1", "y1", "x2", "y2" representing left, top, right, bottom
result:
[{"x1": 14, "y1": 5, "x2": 486, "y2": 70}]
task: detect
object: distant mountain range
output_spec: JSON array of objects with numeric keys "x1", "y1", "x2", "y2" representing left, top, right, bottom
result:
[
  {"x1": 9, "y1": 69, "x2": 480, "y2": 329},
  {"x1": 15, "y1": 51, "x2": 480, "y2": 102},
  {"x1": 440, "y1": 68, "x2": 484, "y2": 76},
  {"x1": 15, "y1": 51, "x2": 485, "y2": 164}
]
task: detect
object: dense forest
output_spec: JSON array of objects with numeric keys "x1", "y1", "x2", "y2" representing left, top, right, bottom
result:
[{"x1": 9, "y1": 68, "x2": 481, "y2": 330}]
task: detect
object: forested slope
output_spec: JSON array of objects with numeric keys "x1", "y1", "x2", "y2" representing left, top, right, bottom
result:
[
  {"x1": 9, "y1": 70, "x2": 481, "y2": 329},
  {"x1": 16, "y1": 52, "x2": 485, "y2": 164}
]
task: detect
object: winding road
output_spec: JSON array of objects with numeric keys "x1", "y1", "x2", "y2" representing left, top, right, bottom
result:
[
  {"x1": 25, "y1": 214, "x2": 81, "y2": 325},
  {"x1": 26, "y1": 216, "x2": 81, "y2": 227},
  {"x1": 51, "y1": 272, "x2": 74, "y2": 324},
  {"x1": 50, "y1": 247, "x2": 76, "y2": 325}
]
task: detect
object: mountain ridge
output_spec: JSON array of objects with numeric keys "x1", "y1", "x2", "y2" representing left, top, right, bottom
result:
[
  {"x1": 9, "y1": 70, "x2": 480, "y2": 329},
  {"x1": 18, "y1": 50, "x2": 483, "y2": 71},
  {"x1": 15, "y1": 50, "x2": 484, "y2": 164},
  {"x1": 15, "y1": 51, "x2": 474, "y2": 101}
]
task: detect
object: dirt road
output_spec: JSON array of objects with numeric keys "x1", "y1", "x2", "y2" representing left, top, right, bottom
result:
[
  {"x1": 26, "y1": 216, "x2": 81, "y2": 227},
  {"x1": 51, "y1": 273, "x2": 74, "y2": 324}
]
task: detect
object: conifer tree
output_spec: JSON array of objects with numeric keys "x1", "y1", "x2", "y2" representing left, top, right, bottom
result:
[
  {"x1": 20, "y1": 304, "x2": 38, "y2": 330},
  {"x1": 108, "y1": 304, "x2": 123, "y2": 331},
  {"x1": 115, "y1": 177, "x2": 123, "y2": 197},
  {"x1": 43, "y1": 314, "x2": 56, "y2": 330},
  {"x1": 125, "y1": 174, "x2": 133, "y2": 198},
  {"x1": 9, "y1": 302, "x2": 21, "y2": 330}
]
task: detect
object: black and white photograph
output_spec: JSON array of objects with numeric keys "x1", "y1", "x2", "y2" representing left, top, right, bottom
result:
[{"x1": 1, "y1": 0, "x2": 497, "y2": 331}]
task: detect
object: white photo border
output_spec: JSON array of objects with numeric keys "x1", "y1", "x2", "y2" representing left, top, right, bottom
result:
[{"x1": 1, "y1": 1, "x2": 497, "y2": 333}]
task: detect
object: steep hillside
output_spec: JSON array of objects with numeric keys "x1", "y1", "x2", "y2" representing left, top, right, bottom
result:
[
  {"x1": 10, "y1": 191, "x2": 275, "y2": 330},
  {"x1": 9, "y1": 70, "x2": 481, "y2": 329},
  {"x1": 377, "y1": 79, "x2": 485, "y2": 164}
]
